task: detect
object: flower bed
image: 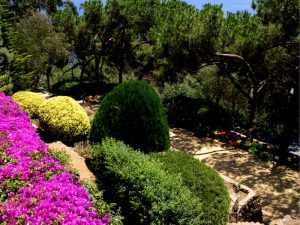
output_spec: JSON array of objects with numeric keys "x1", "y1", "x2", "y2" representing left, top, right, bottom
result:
[
  {"x1": 0, "y1": 93, "x2": 110, "y2": 224},
  {"x1": 213, "y1": 129, "x2": 273, "y2": 161}
]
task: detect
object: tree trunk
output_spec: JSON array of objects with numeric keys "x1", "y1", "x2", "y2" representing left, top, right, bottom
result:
[
  {"x1": 95, "y1": 55, "x2": 100, "y2": 84},
  {"x1": 248, "y1": 98, "x2": 258, "y2": 141},
  {"x1": 278, "y1": 85, "x2": 299, "y2": 161},
  {"x1": 71, "y1": 68, "x2": 75, "y2": 80},
  {"x1": 118, "y1": 62, "x2": 124, "y2": 84},
  {"x1": 118, "y1": 25, "x2": 126, "y2": 84},
  {"x1": 215, "y1": 52, "x2": 262, "y2": 140},
  {"x1": 80, "y1": 63, "x2": 85, "y2": 85},
  {"x1": 46, "y1": 66, "x2": 52, "y2": 92},
  {"x1": 99, "y1": 58, "x2": 105, "y2": 84},
  {"x1": 32, "y1": 73, "x2": 40, "y2": 91}
]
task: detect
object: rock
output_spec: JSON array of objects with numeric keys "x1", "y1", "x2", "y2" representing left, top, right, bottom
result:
[
  {"x1": 31, "y1": 123, "x2": 38, "y2": 130},
  {"x1": 220, "y1": 174, "x2": 263, "y2": 223},
  {"x1": 270, "y1": 215, "x2": 300, "y2": 225},
  {"x1": 237, "y1": 194, "x2": 263, "y2": 223},
  {"x1": 48, "y1": 141, "x2": 95, "y2": 181}
]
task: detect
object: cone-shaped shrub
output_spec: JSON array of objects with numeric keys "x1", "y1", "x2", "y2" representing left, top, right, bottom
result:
[
  {"x1": 38, "y1": 96, "x2": 90, "y2": 145},
  {"x1": 12, "y1": 91, "x2": 45, "y2": 118},
  {"x1": 90, "y1": 80, "x2": 170, "y2": 153}
]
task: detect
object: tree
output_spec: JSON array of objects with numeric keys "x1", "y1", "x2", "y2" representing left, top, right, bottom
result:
[
  {"x1": 78, "y1": 0, "x2": 107, "y2": 85},
  {"x1": 148, "y1": 2, "x2": 223, "y2": 83},
  {"x1": 251, "y1": 0, "x2": 299, "y2": 155},
  {"x1": 0, "y1": 6, "x2": 11, "y2": 92},
  {"x1": 6, "y1": 0, "x2": 64, "y2": 17},
  {"x1": 10, "y1": 12, "x2": 68, "y2": 91},
  {"x1": 210, "y1": 0, "x2": 298, "y2": 145},
  {"x1": 105, "y1": 0, "x2": 159, "y2": 83}
]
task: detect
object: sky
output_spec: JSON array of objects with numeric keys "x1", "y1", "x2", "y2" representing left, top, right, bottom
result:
[{"x1": 72, "y1": 0, "x2": 255, "y2": 14}]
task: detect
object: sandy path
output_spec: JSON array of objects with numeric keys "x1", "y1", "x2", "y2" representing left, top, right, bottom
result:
[{"x1": 170, "y1": 127, "x2": 300, "y2": 224}]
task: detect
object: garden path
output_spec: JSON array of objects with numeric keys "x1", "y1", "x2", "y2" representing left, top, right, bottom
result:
[{"x1": 170, "y1": 127, "x2": 300, "y2": 224}]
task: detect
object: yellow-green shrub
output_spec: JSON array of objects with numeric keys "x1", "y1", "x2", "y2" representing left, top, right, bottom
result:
[
  {"x1": 38, "y1": 96, "x2": 90, "y2": 145},
  {"x1": 12, "y1": 91, "x2": 45, "y2": 118}
]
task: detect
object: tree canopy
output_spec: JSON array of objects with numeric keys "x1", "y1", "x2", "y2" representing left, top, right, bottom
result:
[{"x1": 0, "y1": 0, "x2": 298, "y2": 156}]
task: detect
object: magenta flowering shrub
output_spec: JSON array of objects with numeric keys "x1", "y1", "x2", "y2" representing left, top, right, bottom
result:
[{"x1": 0, "y1": 93, "x2": 110, "y2": 225}]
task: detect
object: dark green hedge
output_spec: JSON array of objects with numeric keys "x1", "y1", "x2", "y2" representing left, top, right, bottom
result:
[
  {"x1": 52, "y1": 80, "x2": 117, "y2": 99},
  {"x1": 90, "y1": 80, "x2": 170, "y2": 153},
  {"x1": 151, "y1": 150, "x2": 230, "y2": 225},
  {"x1": 163, "y1": 95, "x2": 242, "y2": 136},
  {"x1": 91, "y1": 138, "x2": 204, "y2": 225}
]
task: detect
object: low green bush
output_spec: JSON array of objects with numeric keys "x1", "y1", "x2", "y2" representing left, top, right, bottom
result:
[
  {"x1": 151, "y1": 150, "x2": 230, "y2": 225},
  {"x1": 38, "y1": 96, "x2": 90, "y2": 145},
  {"x1": 90, "y1": 80, "x2": 170, "y2": 153},
  {"x1": 48, "y1": 148, "x2": 70, "y2": 166},
  {"x1": 52, "y1": 80, "x2": 117, "y2": 99},
  {"x1": 82, "y1": 180, "x2": 124, "y2": 225},
  {"x1": 12, "y1": 91, "x2": 45, "y2": 118},
  {"x1": 258, "y1": 151, "x2": 273, "y2": 161},
  {"x1": 91, "y1": 138, "x2": 204, "y2": 225}
]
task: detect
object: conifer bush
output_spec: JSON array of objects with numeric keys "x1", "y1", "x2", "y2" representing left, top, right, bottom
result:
[
  {"x1": 90, "y1": 80, "x2": 170, "y2": 153},
  {"x1": 38, "y1": 96, "x2": 90, "y2": 145},
  {"x1": 12, "y1": 91, "x2": 45, "y2": 118}
]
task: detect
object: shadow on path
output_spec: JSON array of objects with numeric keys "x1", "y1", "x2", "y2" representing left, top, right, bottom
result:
[{"x1": 170, "y1": 127, "x2": 300, "y2": 224}]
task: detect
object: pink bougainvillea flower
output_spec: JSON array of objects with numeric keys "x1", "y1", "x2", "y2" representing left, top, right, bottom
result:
[{"x1": 0, "y1": 92, "x2": 110, "y2": 225}]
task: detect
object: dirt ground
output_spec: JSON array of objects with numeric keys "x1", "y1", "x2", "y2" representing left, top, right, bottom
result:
[{"x1": 170, "y1": 127, "x2": 300, "y2": 224}]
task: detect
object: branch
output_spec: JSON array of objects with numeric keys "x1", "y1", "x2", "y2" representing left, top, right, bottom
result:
[
  {"x1": 198, "y1": 62, "x2": 221, "y2": 70},
  {"x1": 133, "y1": 40, "x2": 150, "y2": 50},
  {"x1": 257, "y1": 79, "x2": 269, "y2": 94},
  {"x1": 225, "y1": 71, "x2": 252, "y2": 102},
  {"x1": 133, "y1": 34, "x2": 152, "y2": 50},
  {"x1": 215, "y1": 52, "x2": 255, "y2": 82},
  {"x1": 61, "y1": 56, "x2": 95, "y2": 77}
]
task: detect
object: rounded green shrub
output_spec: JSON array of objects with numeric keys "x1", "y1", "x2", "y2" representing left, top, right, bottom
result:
[
  {"x1": 151, "y1": 150, "x2": 230, "y2": 225},
  {"x1": 92, "y1": 138, "x2": 204, "y2": 225},
  {"x1": 90, "y1": 80, "x2": 170, "y2": 153},
  {"x1": 12, "y1": 91, "x2": 45, "y2": 118},
  {"x1": 38, "y1": 96, "x2": 91, "y2": 145}
]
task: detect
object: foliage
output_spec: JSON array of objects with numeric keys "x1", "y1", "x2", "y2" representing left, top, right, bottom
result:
[
  {"x1": 148, "y1": 2, "x2": 223, "y2": 82},
  {"x1": 90, "y1": 80, "x2": 170, "y2": 153},
  {"x1": 258, "y1": 151, "x2": 273, "y2": 161},
  {"x1": 9, "y1": 11, "x2": 68, "y2": 90},
  {"x1": 253, "y1": 0, "x2": 299, "y2": 37},
  {"x1": 0, "y1": 92, "x2": 110, "y2": 224},
  {"x1": 5, "y1": 0, "x2": 64, "y2": 17},
  {"x1": 0, "y1": 0, "x2": 297, "y2": 156},
  {"x1": 91, "y1": 138, "x2": 204, "y2": 225},
  {"x1": 82, "y1": 180, "x2": 124, "y2": 225},
  {"x1": 12, "y1": 91, "x2": 45, "y2": 118},
  {"x1": 38, "y1": 96, "x2": 91, "y2": 145},
  {"x1": 163, "y1": 95, "x2": 236, "y2": 135},
  {"x1": 83, "y1": 95, "x2": 101, "y2": 104},
  {"x1": 213, "y1": 129, "x2": 274, "y2": 161},
  {"x1": 52, "y1": 80, "x2": 110, "y2": 99},
  {"x1": 217, "y1": 4, "x2": 299, "y2": 145},
  {"x1": 0, "y1": 73, "x2": 11, "y2": 93},
  {"x1": 161, "y1": 75, "x2": 205, "y2": 100},
  {"x1": 150, "y1": 150, "x2": 230, "y2": 225},
  {"x1": 48, "y1": 148, "x2": 70, "y2": 166}
]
